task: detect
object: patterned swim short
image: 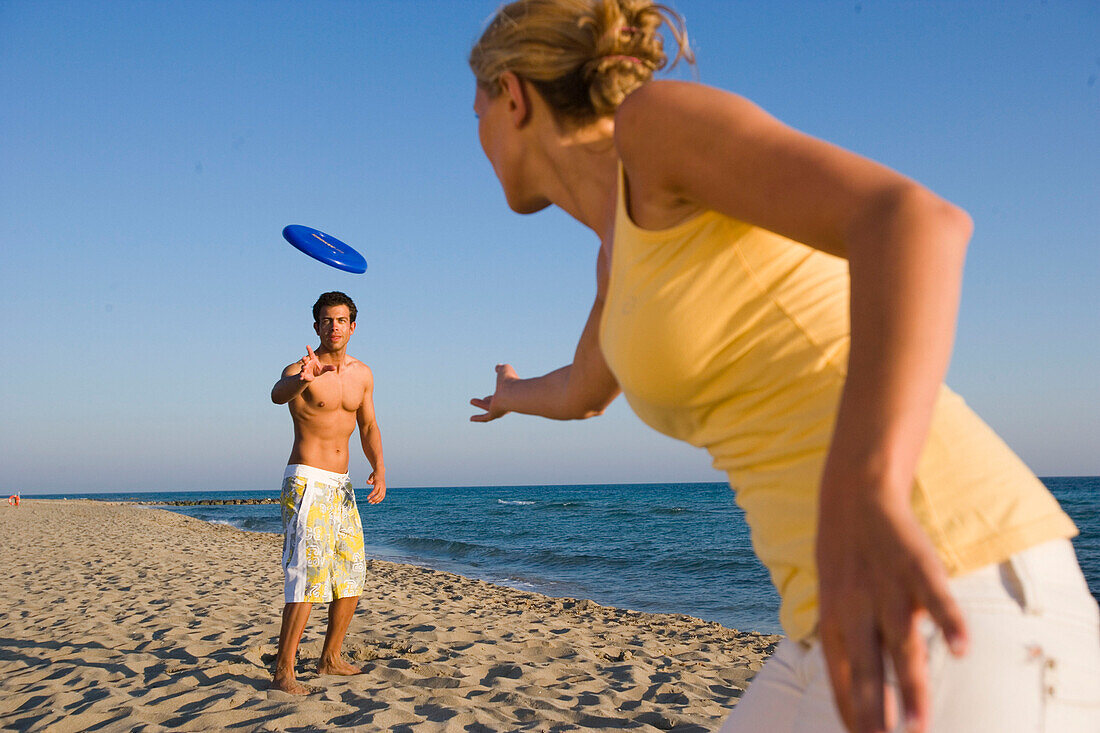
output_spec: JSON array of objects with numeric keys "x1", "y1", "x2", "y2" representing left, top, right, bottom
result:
[{"x1": 280, "y1": 464, "x2": 366, "y2": 603}]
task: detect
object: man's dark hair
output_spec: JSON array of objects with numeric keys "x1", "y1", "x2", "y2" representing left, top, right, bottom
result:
[{"x1": 313, "y1": 291, "x2": 357, "y2": 324}]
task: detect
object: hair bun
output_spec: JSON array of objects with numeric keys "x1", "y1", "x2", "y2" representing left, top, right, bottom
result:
[{"x1": 470, "y1": 0, "x2": 693, "y2": 121}]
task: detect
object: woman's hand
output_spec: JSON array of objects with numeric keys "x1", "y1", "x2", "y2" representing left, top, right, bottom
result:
[
  {"x1": 816, "y1": 486, "x2": 969, "y2": 733},
  {"x1": 470, "y1": 364, "x2": 519, "y2": 422}
]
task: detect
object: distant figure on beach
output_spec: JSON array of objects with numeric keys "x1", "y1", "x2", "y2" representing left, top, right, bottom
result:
[
  {"x1": 269, "y1": 291, "x2": 386, "y2": 694},
  {"x1": 466, "y1": 2, "x2": 1099, "y2": 731}
]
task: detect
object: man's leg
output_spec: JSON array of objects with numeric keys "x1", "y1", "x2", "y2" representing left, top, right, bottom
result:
[
  {"x1": 272, "y1": 601, "x2": 313, "y2": 693},
  {"x1": 319, "y1": 478, "x2": 366, "y2": 676},
  {"x1": 317, "y1": 594, "x2": 362, "y2": 675}
]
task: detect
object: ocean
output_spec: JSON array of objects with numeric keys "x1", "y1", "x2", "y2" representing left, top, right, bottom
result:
[{"x1": 38, "y1": 477, "x2": 1100, "y2": 636}]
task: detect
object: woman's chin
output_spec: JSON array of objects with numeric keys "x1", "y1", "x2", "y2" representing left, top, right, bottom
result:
[{"x1": 507, "y1": 193, "x2": 552, "y2": 215}]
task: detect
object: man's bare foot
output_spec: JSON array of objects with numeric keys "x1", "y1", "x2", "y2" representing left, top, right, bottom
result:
[
  {"x1": 270, "y1": 673, "x2": 311, "y2": 695},
  {"x1": 317, "y1": 656, "x2": 362, "y2": 676}
]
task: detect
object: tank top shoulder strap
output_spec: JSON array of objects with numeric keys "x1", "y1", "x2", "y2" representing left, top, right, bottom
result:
[
  {"x1": 614, "y1": 160, "x2": 725, "y2": 245},
  {"x1": 614, "y1": 161, "x2": 633, "y2": 236}
]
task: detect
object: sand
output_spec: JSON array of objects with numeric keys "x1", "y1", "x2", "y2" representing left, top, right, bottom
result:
[{"x1": 0, "y1": 500, "x2": 779, "y2": 732}]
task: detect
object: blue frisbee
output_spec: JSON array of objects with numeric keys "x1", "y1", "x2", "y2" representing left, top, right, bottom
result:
[{"x1": 282, "y1": 225, "x2": 367, "y2": 274}]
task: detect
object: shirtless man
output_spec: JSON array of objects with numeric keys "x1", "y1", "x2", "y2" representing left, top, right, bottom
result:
[{"x1": 269, "y1": 291, "x2": 386, "y2": 694}]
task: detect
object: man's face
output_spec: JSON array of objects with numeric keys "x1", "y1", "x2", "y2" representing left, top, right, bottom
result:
[{"x1": 314, "y1": 305, "x2": 356, "y2": 350}]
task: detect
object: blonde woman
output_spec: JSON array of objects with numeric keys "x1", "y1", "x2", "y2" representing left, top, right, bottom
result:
[{"x1": 467, "y1": 1, "x2": 1099, "y2": 731}]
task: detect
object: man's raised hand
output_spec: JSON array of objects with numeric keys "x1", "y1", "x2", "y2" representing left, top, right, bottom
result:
[{"x1": 298, "y1": 345, "x2": 335, "y2": 382}]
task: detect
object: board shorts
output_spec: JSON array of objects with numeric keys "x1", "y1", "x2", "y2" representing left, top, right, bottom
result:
[{"x1": 280, "y1": 463, "x2": 366, "y2": 603}]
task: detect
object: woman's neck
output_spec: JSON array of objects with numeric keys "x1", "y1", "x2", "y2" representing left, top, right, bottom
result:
[{"x1": 535, "y1": 116, "x2": 619, "y2": 242}]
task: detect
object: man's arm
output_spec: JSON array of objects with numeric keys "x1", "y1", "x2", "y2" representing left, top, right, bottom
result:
[
  {"x1": 357, "y1": 366, "x2": 386, "y2": 504},
  {"x1": 271, "y1": 345, "x2": 334, "y2": 404}
]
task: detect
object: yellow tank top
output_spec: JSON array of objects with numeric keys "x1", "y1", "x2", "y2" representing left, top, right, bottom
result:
[{"x1": 599, "y1": 167, "x2": 1078, "y2": 640}]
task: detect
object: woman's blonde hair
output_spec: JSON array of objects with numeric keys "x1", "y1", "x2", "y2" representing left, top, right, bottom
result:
[{"x1": 469, "y1": 0, "x2": 693, "y2": 120}]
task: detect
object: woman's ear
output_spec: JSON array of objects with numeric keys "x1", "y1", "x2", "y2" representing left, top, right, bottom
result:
[{"x1": 499, "y1": 71, "x2": 531, "y2": 127}]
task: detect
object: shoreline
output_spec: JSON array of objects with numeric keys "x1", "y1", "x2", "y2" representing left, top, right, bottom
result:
[
  {"x1": 1, "y1": 499, "x2": 779, "y2": 731},
  {"x1": 88, "y1": 485, "x2": 786, "y2": 635}
]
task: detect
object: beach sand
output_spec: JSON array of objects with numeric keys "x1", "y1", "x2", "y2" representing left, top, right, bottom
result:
[{"x1": 0, "y1": 500, "x2": 779, "y2": 732}]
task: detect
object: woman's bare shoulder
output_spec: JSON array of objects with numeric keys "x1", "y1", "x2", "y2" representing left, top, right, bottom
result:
[
  {"x1": 615, "y1": 81, "x2": 758, "y2": 156},
  {"x1": 614, "y1": 81, "x2": 749, "y2": 226}
]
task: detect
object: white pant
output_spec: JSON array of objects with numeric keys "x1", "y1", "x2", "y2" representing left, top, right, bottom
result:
[{"x1": 720, "y1": 539, "x2": 1100, "y2": 732}]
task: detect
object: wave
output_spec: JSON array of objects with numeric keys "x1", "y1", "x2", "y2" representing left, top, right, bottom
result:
[
  {"x1": 388, "y1": 535, "x2": 641, "y2": 573},
  {"x1": 497, "y1": 499, "x2": 535, "y2": 506},
  {"x1": 530, "y1": 548, "x2": 636, "y2": 570},
  {"x1": 206, "y1": 517, "x2": 279, "y2": 533},
  {"x1": 651, "y1": 554, "x2": 760, "y2": 573},
  {"x1": 391, "y1": 535, "x2": 508, "y2": 560}
]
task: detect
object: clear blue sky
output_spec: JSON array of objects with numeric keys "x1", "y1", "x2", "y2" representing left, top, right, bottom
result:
[{"x1": 2, "y1": 1, "x2": 1097, "y2": 494}]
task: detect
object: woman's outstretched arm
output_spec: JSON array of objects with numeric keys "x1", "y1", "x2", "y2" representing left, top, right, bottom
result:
[{"x1": 470, "y1": 247, "x2": 620, "y2": 422}]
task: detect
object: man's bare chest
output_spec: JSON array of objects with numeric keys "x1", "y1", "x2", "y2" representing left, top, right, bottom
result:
[{"x1": 301, "y1": 373, "x2": 363, "y2": 413}]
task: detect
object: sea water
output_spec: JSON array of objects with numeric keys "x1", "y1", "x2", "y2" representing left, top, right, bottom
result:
[{"x1": 43, "y1": 478, "x2": 1100, "y2": 636}]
